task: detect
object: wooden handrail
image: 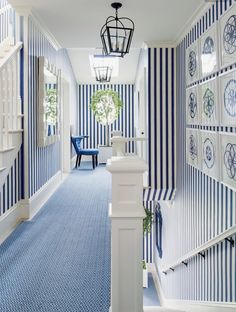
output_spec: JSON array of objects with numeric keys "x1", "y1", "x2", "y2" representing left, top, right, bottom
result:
[{"x1": 162, "y1": 224, "x2": 236, "y2": 274}]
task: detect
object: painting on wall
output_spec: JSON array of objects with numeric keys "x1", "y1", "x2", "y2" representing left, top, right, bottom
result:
[
  {"x1": 186, "y1": 42, "x2": 199, "y2": 86},
  {"x1": 199, "y1": 77, "x2": 219, "y2": 126},
  {"x1": 186, "y1": 128, "x2": 200, "y2": 169},
  {"x1": 219, "y1": 69, "x2": 236, "y2": 126},
  {"x1": 200, "y1": 23, "x2": 219, "y2": 77},
  {"x1": 186, "y1": 85, "x2": 199, "y2": 125},
  {"x1": 220, "y1": 132, "x2": 236, "y2": 191},
  {"x1": 201, "y1": 131, "x2": 219, "y2": 180},
  {"x1": 220, "y1": 4, "x2": 236, "y2": 68}
]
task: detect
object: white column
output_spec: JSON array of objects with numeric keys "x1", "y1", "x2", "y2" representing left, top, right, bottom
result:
[{"x1": 106, "y1": 156, "x2": 148, "y2": 312}]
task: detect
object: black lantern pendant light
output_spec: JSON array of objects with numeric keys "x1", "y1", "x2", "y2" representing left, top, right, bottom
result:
[
  {"x1": 94, "y1": 65, "x2": 112, "y2": 83},
  {"x1": 100, "y1": 2, "x2": 134, "y2": 57}
]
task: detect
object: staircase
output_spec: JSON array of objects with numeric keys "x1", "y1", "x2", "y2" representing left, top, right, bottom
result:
[{"x1": 0, "y1": 37, "x2": 23, "y2": 192}]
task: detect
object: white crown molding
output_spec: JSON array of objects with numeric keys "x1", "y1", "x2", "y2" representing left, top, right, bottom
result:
[
  {"x1": 175, "y1": 0, "x2": 212, "y2": 45},
  {"x1": 29, "y1": 10, "x2": 62, "y2": 51},
  {"x1": 9, "y1": 2, "x2": 61, "y2": 50}
]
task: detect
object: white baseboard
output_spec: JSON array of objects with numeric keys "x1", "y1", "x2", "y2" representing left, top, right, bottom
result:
[
  {"x1": 21, "y1": 171, "x2": 63, "y2": 220},
  {"x1": 150, "y1": 264, "x2": 236, "y2": 312},
  {"x1": 0, "y1": 204, "x2": 21, "y2": 244},
  {"x1": 0, "y1": 171, "x2": 64, "y2": 245}
]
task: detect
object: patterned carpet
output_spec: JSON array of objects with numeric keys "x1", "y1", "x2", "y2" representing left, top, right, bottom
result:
[
  {"x1": 0, "y1": 162, "x2": 160, "y2": 311},
  {"x1": 0, "y1": 163, "x2": 111, "y2": 312}
]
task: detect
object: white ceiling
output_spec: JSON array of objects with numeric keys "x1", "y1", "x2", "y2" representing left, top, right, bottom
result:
[{"x1": 9, "y1": 0, "x2": 204, "y2": 83}]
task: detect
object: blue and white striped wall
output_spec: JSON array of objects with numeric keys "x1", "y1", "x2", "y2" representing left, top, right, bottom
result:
[
  {"x1": 77, "y1": 84, "x2": 135, "y2": 152},
  {"x1": 156, "y1": 0, "x2": 236, "y2": 302},
  {"x1": 27, "y1": 17, "x2": 77, "y2": 198},
  {"x1": 27, "y1": 17, "x2": 60, "y2": 198},
  {"x1": 146, "y1": 47, "x2": 176, "y2": 201}
]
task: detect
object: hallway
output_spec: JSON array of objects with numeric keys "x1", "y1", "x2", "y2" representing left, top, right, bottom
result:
[{"x1": 0, "y1": 166, "x2": 111, "y2": 312}]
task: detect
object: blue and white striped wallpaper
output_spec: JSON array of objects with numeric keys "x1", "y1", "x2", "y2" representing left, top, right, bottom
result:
[
  {"x1": 27, "y1": 17, "x2": 77, "y2": 197},
  {"x1": 77, "y1": 84, "x2": 135, "y2": 152},
  {"x1": 137, "y1": 46, "x2": 176, "y2": 262},
  {"x1": 156, "y1": 0, "x2": 236, "y2": 302},
  {"x1": 146, "y1": 47, "x2": 176, "y2": 202},
  {"x1": 27, "y1": 17, "x2": 60, "y2": 197}
]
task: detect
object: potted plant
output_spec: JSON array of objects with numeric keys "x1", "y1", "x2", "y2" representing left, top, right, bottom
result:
[
  {"x1": 143, "y1": 207, "x2": 154, "y2": 288},
  {"x1": 90, "y1": 89, "x2": 123, "y2": 146}
]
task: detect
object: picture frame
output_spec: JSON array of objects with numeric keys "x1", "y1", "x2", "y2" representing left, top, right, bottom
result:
[
  {"x1": 38, "y1": 56, "x2": 60, "y2": 147},
  {"x1": 220, "y1": 132, "x2": 236, "y2": 191},
  {"x1": 200, "y1": 22, "x2": 219, "y2": 78},
  {"x1": 219, "y1": 68, "x2": 236, "y2": 126},
  {"x1": 186, "y1": 84, "x2": 199, "y2": 125},
  {"x1": 186, "y1": 128, "x2": 200, "y2": 169},
  {"x1": 201, "y1": 130, "x2": 219, "y2": 181},
  {"x1": 186, "y1": 41, "x2": 199, "y2": 86},
  {"x1": 199, "y1": 77, "x2": 219, "y2": 126},
  {"x1": 219, "y1": 4, "x2": 236, "y2": 69}
]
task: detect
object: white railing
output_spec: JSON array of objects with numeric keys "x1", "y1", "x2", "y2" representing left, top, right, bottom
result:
[
  {"x1": 0, "y1": 41, "x2": 23, "y2": 151},
  {"x1": 162, "y1": 224, "x2": 236, "y2": 274},
  {"x1": 0, "y1": 1, "x2": 14, "y2": 45}
]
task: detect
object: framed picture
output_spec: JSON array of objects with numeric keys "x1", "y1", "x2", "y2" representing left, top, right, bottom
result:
[
  {"x1": 201, "y1": 130, "x2": 219, "y2": 180},
  {"x1": 200, "y1": 23, "x2": 219, "y2": 78},
  {"x1": 220, "y1": 132, "x2": 236, "y2": 191},
  {"x1": 186, "y1": 42, "x2": 199, "y2": 86},
  {"x1": 186, "y1": 85, "x2": 199, "y2": 125},
  {"x1": 219, "y1": 69, "x2": 236, "y2": 126},
  {"x1": 199, "y1": 77, "x2": 219, "y2": 126},
  {"x1": 186, "y1": 128, "x2": 200, "y2": 169},
  {"x1": 219, "y1": 4, "x2": 236, "y2": 68}
]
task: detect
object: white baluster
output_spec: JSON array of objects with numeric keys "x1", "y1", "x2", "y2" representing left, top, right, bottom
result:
[
  {"x1": 9, "y1": 59, "x2": 13, "y2": 132},
  {"x1": 2, "y1": 66, "x2": 7, "y2": 149},
  {"x1": 6, "y1": 62, "x2": 10, "y2": 147},
  {"x1": 0, "y1": 71, "x2": 3, "y2": 150}
]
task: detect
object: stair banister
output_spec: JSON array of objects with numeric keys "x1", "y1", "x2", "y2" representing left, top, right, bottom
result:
[
  {"x1": 107, "y1": 155, "x2": 148, "y2": 312},
  {"x1": 162, "y1": 224, "x2": 236, "y2": 274}
]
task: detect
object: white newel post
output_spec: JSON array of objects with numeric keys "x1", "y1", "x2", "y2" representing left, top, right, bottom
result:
[{"x1": 106, "y1": 156, "x2": 148, "y2": 312}]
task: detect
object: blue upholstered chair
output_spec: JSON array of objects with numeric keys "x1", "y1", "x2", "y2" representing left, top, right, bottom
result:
[{"x1": 71, "y1": 136, "x2": 99, "y2": 169}]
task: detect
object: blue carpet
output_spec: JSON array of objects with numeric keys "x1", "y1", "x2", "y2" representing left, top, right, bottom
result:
[
  {"x1": 0, "y1": 163, "x2": 160, "y2": 311},
  {"x1": 143, "y1": 273, "x2": 160, "y2": 306},
  {"x1": 0, "y1": 163, "x2": 111, "y2": 312}
]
